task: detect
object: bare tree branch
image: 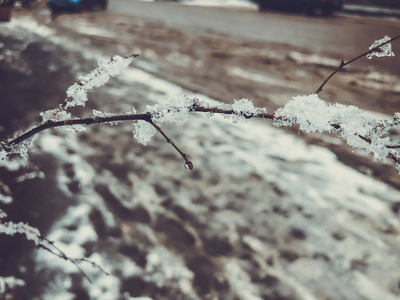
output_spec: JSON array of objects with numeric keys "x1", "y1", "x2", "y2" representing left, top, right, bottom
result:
[
  {"x1": 315, "y1": 34, "x2": 400, "y2": 94},
  {"x1": 38, "y1": 237, "x2": 110, "y2": 283},
  {"x1": 1, "y1": 103, "x2": 399, "y2": 170},
  {"x1": 147, "y1": 119, "x2": 194, "y2": 170}
]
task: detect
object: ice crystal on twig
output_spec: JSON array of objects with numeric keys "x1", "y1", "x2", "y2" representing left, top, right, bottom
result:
[
  {"x1": 0, "y1": 221, "x2": 41, "y2": 245},
  {"x1": 146, "y1": 95, "x2": 194, "y2": 124},
  {"x1": 231, "y1": 98, "x2": 267, "y2": 122},
  {"x1": 133, "y1": 120, "x2": 157, "y2": 145},
  {"x1": 367, "y1": 36, "x2": 395, "y2": 59},
  {"x1": 40, "y1": 109, "x2": 72, "y2": 123},
  {"x1": 65, "y1": 55, "x2": 135, "y2": 109}
]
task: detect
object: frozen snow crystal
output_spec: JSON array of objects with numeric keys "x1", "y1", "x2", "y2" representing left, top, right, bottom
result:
[
  {"x1": 91, "y1": 109, "x2": 128, "y2": 126},
  {"x1": 367, "y1": 36, "x2": 395, "y2": 59},
  {"x1": 274, "y1": 94, "x2": 398, "y2": 162},
  {"x1": 146, "y1": 95, "x2": 194, "y2": 124},
  {"x1": 133, "y1": 121, "x2": 156, "y2": 145},
  {"x1": 274, "y1": 94, "x2": 375, "y2": 133},
  {"x1": 65, "y1": 55, "x2": 134, "y2": 108},
  {"x1": 5, "y1": 138, "x2": 33, "y2": 159},
  {"x1": 0, "y1": 221, "x2": 41, "y2": 245},
  {"x1": 40, "y1": 109, "x2": 71, "y2": 123},
  {"x1": 231, "y1": 98, "x2": 266, "y2": 122},
  {"x1": 66, "y1": 85, "x2": 89, "y2": 108}
]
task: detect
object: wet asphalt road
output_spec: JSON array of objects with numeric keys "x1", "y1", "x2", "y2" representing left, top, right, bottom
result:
[{"x1": 108, "y1": 0, "x2": 400, "y2": 75}]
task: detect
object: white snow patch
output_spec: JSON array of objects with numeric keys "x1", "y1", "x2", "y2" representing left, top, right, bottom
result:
[
  {"x1": 224, "y1": 258, "x2": 262, "y2": 300},
  {"x1": 6, "y1": 17, "x2": 55, "y2": 37},
  {"x1": 227, "y1": 66, "x2": 291, "y2": 87},
  {"x1": 288, "y1": 51, "x2": 339, "y2": 67},
  {"x1": 119, "y1": 68, "x2": 183, "y2": 97}
]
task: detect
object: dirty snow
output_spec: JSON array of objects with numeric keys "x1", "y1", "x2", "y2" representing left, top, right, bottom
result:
[
  {"x1": 2, "y1": 10, "x2": 400, "y2": 300},
  {"x1": 30, "y1": 61, "x2": 400, "y2": 299}
]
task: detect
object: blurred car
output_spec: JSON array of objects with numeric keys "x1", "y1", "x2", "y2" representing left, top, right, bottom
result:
[
  {"x1": 47, "y1": 0, "x2": 107, "y2": 13},
  {"x1": 255, "y1": 0, "x2": 341, "y2": 15}
]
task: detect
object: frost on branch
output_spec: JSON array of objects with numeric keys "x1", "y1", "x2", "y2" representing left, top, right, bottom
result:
[
  {"x1": 146, "y1": 95, "x2": 194, "y2": 124},
  {"x1": 132, "y1": 96, "x2": 266, "y2": 146},
  {"x1": 274, "y1": 94, "x2": 399, "y2": 163},
  {"x1": 2, "y1": 137, "x2": 32, "y2": 160},
  {"x1": 40, "y1": 55, "x2": 135, "y2": 123},
  {"x1": 92, "y1": 109, "x2": 130, "y2": 126},
  {"x1": 65, "y1": 55, "x2": 134, "y2": 109},
  {"x1": 133, "y1": 121, "x2": 157, "y2": 146},
  {"x1": 0, "y1": 199, "x2": 40, "y2": 245},
  {"x1": 0, "y1": 221, "x2": 41, "y2": 245},
  {"x1": 367, "y1": 35, "x2": 395, "y2": 59},
  {"x1": 40, "y1": 109, "x2": 72, "y2": 123},
  {"x1": 133, "y1": 95, "x2": 195, "y2": 146},
  {"x1": 231, "y1": 98, "x2": 267, "y2": 122}
]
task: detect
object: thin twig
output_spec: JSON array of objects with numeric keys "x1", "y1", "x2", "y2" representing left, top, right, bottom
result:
[
  {"x1": 73, "y1": 258, "x2": 110, "y2": 276},
  {"x1": 147, "y1": 119, "x2": 194, "y2": 170},
  {"x1": 315, "y1": 34, "x2": 400, "y2": 94},
  {"x1": 5, "y1": 113, "x2": 151, "y2": 147},
  {"x1": 38, "y1": 237, "x2": 95, "y2": 283}
]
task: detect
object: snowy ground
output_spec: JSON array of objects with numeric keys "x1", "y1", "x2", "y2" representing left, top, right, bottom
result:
[{"x1": 1, "y1": 7, "x2": 400, "y2": 300}]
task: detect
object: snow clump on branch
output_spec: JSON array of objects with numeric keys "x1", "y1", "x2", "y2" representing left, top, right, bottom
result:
[
  {"x1": 367, "y1": 35, "x2": 395, "y2": 59},
  {"x1": 65, "y1": 55, "x2": 134, "y2": 109},
  {"x1": 40, "y1": 55, "x2": 135, "y2": 124},
  {"x1": 132, "y1": 96, "x2": 266, "y2": 145},
  {"x1": 0, "y1": 220, "x2": 41, "y2": 245},
  {"x1": 274, "y1": 94, "x2": 399, "y2": 162},
  {"x1": 0, "y1": 208, "x2": 41, "y2": 245}
]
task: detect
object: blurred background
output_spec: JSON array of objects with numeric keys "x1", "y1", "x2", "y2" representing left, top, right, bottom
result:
[{"x1": 1, "y1": 0, "x2": 400, "y2": 299}]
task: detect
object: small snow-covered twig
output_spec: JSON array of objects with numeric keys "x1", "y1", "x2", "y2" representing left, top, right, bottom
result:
[
  {"x1": 274, "y1": 94, "x2": 400, "y2": 168},
  {"x1": 0, "y1": 221, "x2": 41, "y2": 245},
  {"x1": 0, "y1": 216, "x2": 108, "y2": 283},
  {"x1": 1, "y1": 34, "x2": 400, "y2": 172},
  {"x1": 1, "y1": 97, "x2": 399, "y2": 171},
  {"x1": 148, "y1": 119, "x2": 194, "y2": 171},
  {"x1": 315, "y1": 34, "x2": 400, "y2": 94},
  {"x1": 38, "y1": 237, "x2": 110, "y2": 283},
  {"x1": 40, "y1": 54, "x2": 139, "y2": 124},
  {"x1": 63, "y1": 54, "x2": 138, "y2": 110}
]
